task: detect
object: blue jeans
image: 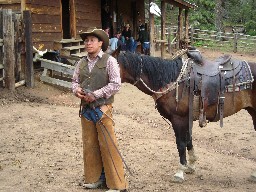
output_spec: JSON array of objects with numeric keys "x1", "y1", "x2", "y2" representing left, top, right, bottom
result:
[
  {"x1": 100, "y1": 169, "x2": 106, "y2": 182},
  {"x1": 142, "y1": 42, "x2": 150, "y2": 55},
  {"x1": 127, "y1": 38, "x2": 137, "y2": 52}
]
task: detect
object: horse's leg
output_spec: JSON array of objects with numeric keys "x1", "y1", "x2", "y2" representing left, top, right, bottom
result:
[
  {"x1": 171, "y1": 116, "x2": 191, "y2": 183},
  {"x1": 245, "y1": 107, "x2": 256, "y2": 182},
  {"x1": 185, "y1": 139, "x2": 198, "y2": 174},
  {"x1": 246, "y1": 107, "x2": 256, "y2": 130}
]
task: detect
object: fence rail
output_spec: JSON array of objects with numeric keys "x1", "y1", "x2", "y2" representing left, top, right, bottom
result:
[
  {"x1": 154, "y1": 25, "x2": 256, "y2": 53},
  {"x1": 191, "y1": 28, "x2": 256, "y2": 53},
  {"x1": 40, "y1": 58, "x2": 75, "y2": 89}
]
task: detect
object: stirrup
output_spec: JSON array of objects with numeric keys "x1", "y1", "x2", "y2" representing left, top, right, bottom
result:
[{"x1": 199, "y1": 109, "x2": 207, "y2": 127}]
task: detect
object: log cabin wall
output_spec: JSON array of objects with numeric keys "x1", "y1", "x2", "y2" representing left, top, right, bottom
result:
[
  {"x1": 25, "y1": 0, "x2": 62, "y2": 50},
  {"x1": 0, "y1": 0, "x2": 145, "y2": 50},
  {"x1": 74, "y1": 0, "x2": 101, "y2": 37},
  {"x1": 0, "y1": 0, "x2": 21, "y2": 12}
]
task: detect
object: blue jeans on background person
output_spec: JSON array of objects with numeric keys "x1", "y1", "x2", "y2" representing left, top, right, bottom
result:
[
  {"x1": 126, "y1": 37, "x2": 137, "y2": 53},
  {"x1": 142, "y1": 42, "x2": 150, "y2": 55},
  {"x1": 131, "y1": 39, "x2": 138, "y2": 53}
]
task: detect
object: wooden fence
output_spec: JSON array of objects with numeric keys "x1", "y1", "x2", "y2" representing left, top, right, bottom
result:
[
  {"x1": 154, "y1": 25, "x2": 256, "y2": 53},
  {"x1": 0, "y1": 9, "x2": 34, "y2": 90},
  {"x1": 40, "y1": 59, "x2": 75, "y2": 89},
  {"x1": 190, "y1": 28, "x2": 256, "y2": 53}
]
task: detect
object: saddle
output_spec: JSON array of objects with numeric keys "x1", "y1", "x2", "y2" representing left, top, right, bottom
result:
[{"x1": 187, "y1": 49, "x2": 251, "y2": 128}]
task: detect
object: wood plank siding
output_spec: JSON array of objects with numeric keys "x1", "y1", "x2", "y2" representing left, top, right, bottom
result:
[
  {"x1": 25, "y1": 0, "x2": 62, "y2": 50},
  {"x1": 0, "y1": 0, "x2": 21, "y2": 12},
  {"x1": 74, "y1": 0, "x2": 101, "y2": 35},
  {"x1": 0, "y1": 0, "x2": 147, "y2": 50}
]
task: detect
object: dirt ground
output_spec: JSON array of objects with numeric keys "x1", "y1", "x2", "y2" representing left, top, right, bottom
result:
[{"x1": 0, "y1": 48, "x2": 256, "y2": 192}]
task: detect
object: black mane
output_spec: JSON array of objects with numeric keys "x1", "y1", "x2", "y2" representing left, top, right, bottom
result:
[{"x1": 118, "y1": 52, "x2": 183, "y2": 90}]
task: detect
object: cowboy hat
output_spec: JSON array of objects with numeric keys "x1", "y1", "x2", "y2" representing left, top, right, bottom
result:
[{"x1": 80, "y1": 27, "x2": 109, "y2": 52}]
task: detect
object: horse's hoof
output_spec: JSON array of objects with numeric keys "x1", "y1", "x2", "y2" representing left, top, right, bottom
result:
[
  {"x1": 184, "y1": 166, "x2": 195, "y2": 174},
  {"x1": 249, "y1": 172, "x2": 256, "y2": 182},
  {"x1": 172, "y1": 175, "x2": 184, "y2": 183}
]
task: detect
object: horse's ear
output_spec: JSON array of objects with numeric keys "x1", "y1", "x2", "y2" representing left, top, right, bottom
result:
[{"x1": 111, "y1": 45, "x2": 121, "y2": 59}]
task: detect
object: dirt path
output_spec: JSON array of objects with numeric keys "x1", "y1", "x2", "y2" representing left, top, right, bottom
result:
[{"x1": 0, "y1": 48, "x2": 256, "y2": 192}]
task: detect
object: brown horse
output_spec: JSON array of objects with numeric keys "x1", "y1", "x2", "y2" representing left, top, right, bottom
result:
[{"x1": 117, "y1": 50, "x2": 256, "y2": 182}]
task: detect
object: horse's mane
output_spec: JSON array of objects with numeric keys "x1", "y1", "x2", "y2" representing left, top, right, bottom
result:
[{"x1": 118, "y1": 52, "x2": 183, "y2": 90}]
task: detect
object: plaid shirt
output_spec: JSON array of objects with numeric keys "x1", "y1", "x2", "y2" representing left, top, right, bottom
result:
[{"x1": 72, "y1": 50, "x2": 121, "y2": 99}]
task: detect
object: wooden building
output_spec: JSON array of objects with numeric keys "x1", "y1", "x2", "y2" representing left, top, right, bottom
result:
[
  {"x1": 0, "y1": 0, "x2": 195, "y2": 51},
  {"x1": 0, "y1": 0, "x2": 145, "y2": 50},
  {"x1": 0, "y1": 0, "x2": 195, "y2": 90},
  {"x1": 152, "y1": 0, "x2": 196, "y2": 57}
]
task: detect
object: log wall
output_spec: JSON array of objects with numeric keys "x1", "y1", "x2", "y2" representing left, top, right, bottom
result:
[
  {"x1": 25, "y1": 0, "x2": 62, "y2": 50},
  {"x1": 0, "y1": 0, "x2": 21, "y2": 12},
  {"x1": 74, "y1": 0, "x2": 101, "y2": 36}
]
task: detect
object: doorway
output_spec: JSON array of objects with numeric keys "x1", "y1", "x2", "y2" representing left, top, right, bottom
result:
[
  {"x1": 101, "y1": 0, "x2": 113, "y2": 37},
  {"x1": 61, "y1": 0, "x2": 71, "y2": 39}
]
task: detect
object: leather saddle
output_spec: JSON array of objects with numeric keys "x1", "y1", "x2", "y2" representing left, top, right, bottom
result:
[
  {"x1": 187, "y1": 49, "x2": 244, "y2": 128},
  {"x1": 187, "y1": 49, "x2": 242, "y2": 76}
]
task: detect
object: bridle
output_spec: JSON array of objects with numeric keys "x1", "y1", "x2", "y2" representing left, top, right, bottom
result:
[
  {"x1": 133, "y1": 55, "x2": 190, "y2": 97},
  {"x1": 133, "y1": 56, "x2": 143, "y2": 85}
]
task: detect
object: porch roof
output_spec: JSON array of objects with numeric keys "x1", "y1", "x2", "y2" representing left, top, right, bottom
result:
[{"x1": 164, "y1": 0, "x2": 196, "y2": 10}]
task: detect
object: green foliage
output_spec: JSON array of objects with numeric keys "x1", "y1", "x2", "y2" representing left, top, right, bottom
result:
[
  {"x1": 189, "y1": 0, "x2": 216, "y2": 30},
  {"x1": 223, "y1": 0, "x2": 256, "y2": 33},
  {"x1": 245, "y1": 20, "x2": 256, "y2": 36},
  {"x1": 151, "y1": 0, "x2": 256, "y2": 35}
]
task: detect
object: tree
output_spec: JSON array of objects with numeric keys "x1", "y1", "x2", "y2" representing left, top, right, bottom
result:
[
  {"x1": 215, "y1": 0, "x2": 225, "y2": 32},
  {"x1": 189, "y1": 0, "x2": 216, "y2": 30}
]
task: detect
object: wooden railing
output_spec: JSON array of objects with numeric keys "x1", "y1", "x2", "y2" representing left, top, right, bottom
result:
[
  {"x1": 40, "y1": 59, "x2": 75, "y2": 89},
  {"x1": 154, "y1": 25, "x2": 256, "y2": 53},
  {"x1": 190, "y1": 28, "x2": 256, "y2": 53}
]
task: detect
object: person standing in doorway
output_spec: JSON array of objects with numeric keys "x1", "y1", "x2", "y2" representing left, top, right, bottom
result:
[
  {"x1": 138, "y1": 24, "x2": 150, "y2": 55},
  {"x1": 122, "y1": 23, "x2": 133, "y2": 51},
  {"x1": 72, "y1": 27, "x2": 128, "y2": 192}
]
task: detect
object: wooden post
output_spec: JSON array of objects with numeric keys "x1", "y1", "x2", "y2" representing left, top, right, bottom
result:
[
  {"x1": 185, "y1": 9, "x2": 189, "y2": 48},
  {"x1": 149, "y1": 0, "x2": 155, "y2": 56},
  {"x1": 160, "y1": 1, "x2": 166, "y2": 58},
  {"x1": 13, "y1": 13, "x2": 22, "y2": 82},
  {"x1": 168, "y1": 28, "x2": 171, "y2": 54},
  {"x1": 69, "y1": 0, "x2": 76, "y2": 38},
  {"x1": 233, "y1": 32, "x2": 238, "y2": 53},
  {"x1": 0, "y1": 10, "x2": 3, "y2": 87},
  {"x1": 3, "y1": 9, "x2": 15, "y2": 91},
  {"x1": 177, "y1": 8, "x2": 183, "y2": 49},
  {"x1": 190, "y1": 25, "x2": 194, "y2": 45},
  {"x1": 23, "y1": 10, "x2": 34, "y2": 88},
  {"x1": 20, "y1": 0, "x2": 26, "y2": 81},
  {"x1": 21, "y1": 0, "x2": 26, "y2": 12}
]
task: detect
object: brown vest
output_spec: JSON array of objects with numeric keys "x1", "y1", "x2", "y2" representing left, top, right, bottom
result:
[{"x1": 79, "y1": 53, "x2": 114, "y2": 108}]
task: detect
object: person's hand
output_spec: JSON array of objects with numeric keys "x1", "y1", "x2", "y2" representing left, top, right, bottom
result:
[
  {"x1": 83, "y1": 92, "x2": 96, "y2": 103},
  {"x1": 75, "y1": 87, "x2": 85, "y2": 99}
]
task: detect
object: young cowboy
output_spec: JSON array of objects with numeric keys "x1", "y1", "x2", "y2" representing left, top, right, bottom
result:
[{"x1": 72, "y1": 28, "x2": 128, "y2": 192}]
